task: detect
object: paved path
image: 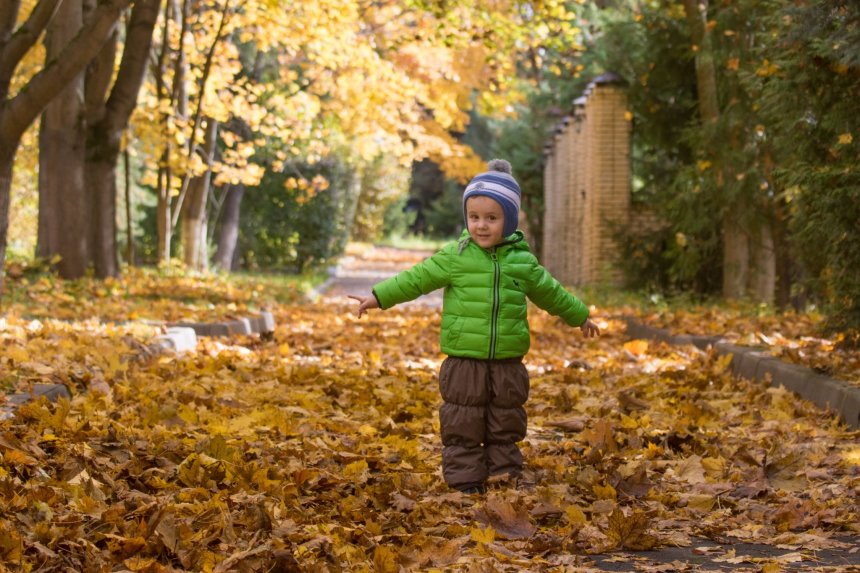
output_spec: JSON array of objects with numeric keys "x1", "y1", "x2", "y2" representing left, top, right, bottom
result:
[{"x1": 315, "y1": 245, "x2": 443, "y2": 308}]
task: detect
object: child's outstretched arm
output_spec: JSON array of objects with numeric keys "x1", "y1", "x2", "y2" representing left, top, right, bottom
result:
[
  {"x1": 348, "y1": 294, "x2": 379, "y2": 318},
  {"x1": 525, "y1": 259, "x2": 602, "y2": 337},
  {"x1": 580, "y1": 318, "x2": 600, "y2": 338},
  {"x1": 367, "y1": 249, "x2": 451, "y2": 312}
]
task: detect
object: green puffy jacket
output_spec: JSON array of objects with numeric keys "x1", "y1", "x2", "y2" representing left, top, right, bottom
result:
[{"x1": 372, "y1": 230, "x2": 589, "y2": 359}]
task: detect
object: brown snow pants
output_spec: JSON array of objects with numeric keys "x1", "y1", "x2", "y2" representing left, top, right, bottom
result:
[{"x1": 438, "y1": 356, "x2": 529, "y2": 490}]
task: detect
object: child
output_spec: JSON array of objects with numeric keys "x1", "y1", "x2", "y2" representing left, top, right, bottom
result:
[{"x1": 350, "y1": 159, "x2": 600, "y2": 494}]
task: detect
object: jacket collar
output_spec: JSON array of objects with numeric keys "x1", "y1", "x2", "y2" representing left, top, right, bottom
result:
[{"x1": 457, "y1": 230, "x2": 528, "y2": 255}]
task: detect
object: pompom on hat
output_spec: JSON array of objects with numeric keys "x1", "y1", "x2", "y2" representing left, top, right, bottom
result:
[{"x1": 462, "y1": 159, "x2": 521, "y2": 238}]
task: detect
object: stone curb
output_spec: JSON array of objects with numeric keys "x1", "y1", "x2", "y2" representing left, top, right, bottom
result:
[
  {"x1": 168, "y1": 310, "x2": 275, "y2": 339},
  {"x1": 1, "y1": 311, "x2": 276, "y2": 420},
  {"x1": 1, "y1": 327, "x2": 199, "y2": 421},
  {"x1": 150, "y1": 326, "x2": 198, "y2": 353},
  {"x1": 622, "y1": 317, "x2": 860, "y2": 429},
  {"x1": 1, "y1": 383, "x2": 72, "y2": 421}
]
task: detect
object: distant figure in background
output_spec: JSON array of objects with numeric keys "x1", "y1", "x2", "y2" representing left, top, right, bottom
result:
[
  {"x1": 350, "y1": 159, "x2": 600, "y2": 494},
  {"x1": 403, "y1": 198, "x2": 427, "y2": 236}
]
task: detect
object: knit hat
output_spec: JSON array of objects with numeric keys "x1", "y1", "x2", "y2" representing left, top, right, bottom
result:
[{"x1": 462, "y1": 159, "x2": 521, "y2": 238}]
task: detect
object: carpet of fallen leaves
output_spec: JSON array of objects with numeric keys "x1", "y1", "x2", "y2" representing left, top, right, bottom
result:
[
  {"x1": 1, "y1": 266, "x2": 308, "y2": 324},
  {"x1": 1, "y1": 291, "x2": 859, "y2": 572},
  {"x1": 634, "y1": 305, "x2": 860, "y2": 386}
]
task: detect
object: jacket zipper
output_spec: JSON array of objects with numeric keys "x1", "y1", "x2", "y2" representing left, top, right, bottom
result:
[{"x1": 489, "y1": 249, "x2": 500, "y2": 360}]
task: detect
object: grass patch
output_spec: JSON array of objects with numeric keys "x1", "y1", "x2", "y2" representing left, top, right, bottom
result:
[
  {"x1": 228, "y1": 270, "x2": 328, "y2": 304},
  {"x1": 376, "y1": 233, "x2": 450, "y2": 251}
]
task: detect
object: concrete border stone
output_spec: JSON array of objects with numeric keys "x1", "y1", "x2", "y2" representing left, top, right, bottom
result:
[
  {"x1": 3, "y1": 312, "x2": 277, "y2": 421},
  {"x1": 1, "y1": 383, "x2": 72, "y2": 420},
  {"x1": 625, "y1": 318, "x2": 860, "y2": 429},
  {"x1": 171, "y1": 322, "x2": 228, "y2": 336},
  {"x1": 226, "y1": 318, "x2": 252, "y2": 335},
  {"x1": 150, "y1": 326, "x2": 198, "y2": 353},
  {"x1": 169, "y1": 312, "x2": 275, "y2": 338},
  {"x1": 258, "y1": 311, "x2": 275, "y2": 334},
  {"x1": 247, "y1": 315, "x2": 264, "y2": 333}
]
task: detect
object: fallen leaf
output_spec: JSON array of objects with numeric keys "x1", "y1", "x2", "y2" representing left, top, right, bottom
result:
[
  {"x1": 604, "y1": 509, "x2": 657, "y2": 550},
  {"x1": 474, "y1": 495, "x2": 536, "y2": 540},
  {"x1": 471, "y1": 526, "x2": 496, "y2": 544},
  {"x1": 546, "y1": 417, "x2": 587, "y2": 432},
  {"x1": 391, "y1": 492, "x2": 416, "y2": 511},
  {"x1": 623, "y1": 339, "x2": 649, "y2": 357},
  {"x1": 373, "y1": 545, "x2": 399, "y2": 573}
]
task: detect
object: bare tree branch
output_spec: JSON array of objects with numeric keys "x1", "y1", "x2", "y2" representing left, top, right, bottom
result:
[
  {"x1": 1, "y1": 0, "x2": 132, "y2": 144},
  {"x1": 104, "y1": 0, "x2": 160, "y2": 134},
  {"x1": 0, "y1": 0, "x2": 23, "y2": 46},
  {"x1": 0, "y1": 0, "x2": 62, "y2": 85},
  {"x1": 171, "y1": 0, "x2": 233, "y2": 228}
]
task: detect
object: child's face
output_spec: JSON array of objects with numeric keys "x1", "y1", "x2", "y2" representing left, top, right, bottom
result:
[{"x1": 466, "y1": 195, "x2": 505, "y2": 249}]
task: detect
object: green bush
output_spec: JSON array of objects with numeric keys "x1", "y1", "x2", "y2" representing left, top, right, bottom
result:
[
  {"x1": 240, "y1": 158, "x2": 357, "y2": 272},
  {"x1": 751, "y1": 0, "x2": 860, "y2": 336}
]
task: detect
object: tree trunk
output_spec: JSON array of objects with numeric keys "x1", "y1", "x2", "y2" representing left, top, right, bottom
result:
[
  {"x1": 343, "y1": 164, "x2": 363, "y2": 247},
  {"x1": 0, "y1": 0, "x2": 130, "y2": 294},
  {"x1": 153, "y1": 0, "x2": 173, "y2": 265},
  {"x1": 214, "y1": 183, "x2": 244, "y2": 271},
  {"x1": 681, "y1": 0, "x2": 751, "y2": 299},
  {"x1": 181, "y1": 117, "x2": 218, "y2": 270},
  {"x1": 748, "y1": 217, "x2": 775, "y2": 303},
  {"x1": 124, "y1": 147, "x2": 134, "y2": 265},
  {"x1": 772, "y1": 201, "x2": 793, "y2": 309},
  {"x1": 37, "y1": 0, "x2": 89, "y2": 278},
  {"x1": 0, "y1": 151, "x2": 13, "y2": 281},
  {"x1": 180, "y1": 176, "x2": 209, "y2": 270},
  {"x1": 681, "y1": 0, "x2": 720, "y2": 124},
  {"x1": 85, "y1": 14, "x2": 119, "y2": 278},
  {"x1": 721, "y1": 207, "x2": 748, "y2": 299},
  {"x1": 157, "y1": 167, "x2": 172, "y2": 264},
  {"x1": 86, "y1": 0, "x2": 159, "y2": 277}
]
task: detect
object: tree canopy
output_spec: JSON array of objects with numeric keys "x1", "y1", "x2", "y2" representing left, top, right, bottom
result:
[{"x1": 3, "y1": 0, "x2": 859, "y2": 333}]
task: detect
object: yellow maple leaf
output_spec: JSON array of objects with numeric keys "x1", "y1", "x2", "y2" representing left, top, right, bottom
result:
[
  {"x1": 373, "y1": 545, "x2": 399, "y2": 572},
  {"x1": 359, "y1": 424, "x2": 378, "y2": 437},
  {"x1": 593, "y1": 483, "x2": 617, "y2": 500},
  {"x1": 624, "y1": 339, "x2": 649, "y2": 356},
  {"x1": 343, "y1": 459, "x2": 369, "y2": 484},
  {"x1": 471, "y1": 526, "x2": 495, "y2": 544},
  {"x1": 565, "y1": 505, "x2": 587, "y2": 526}
]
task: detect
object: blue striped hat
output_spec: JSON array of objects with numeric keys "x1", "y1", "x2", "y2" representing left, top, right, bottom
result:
[{"x1": 462, "y1": 159, "x2": 521, "y2": 238}]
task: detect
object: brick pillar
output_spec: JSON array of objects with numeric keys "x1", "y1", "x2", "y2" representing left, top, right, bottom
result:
[
  {"x1": 585, "y1": 76, "x2": 630, "y2": 286},
  {"x1": 557, "y1": 116, "x2": 572, "y2": 283},
  {"x1": 542, "y1": 133, "x2": 557, "y2": 275},
  {"x1": 570, "y1": 97, "x2": 587, "y2": 285},
  {"x1": 543, "y1": 72, "x2": 630, "y2": 287}
]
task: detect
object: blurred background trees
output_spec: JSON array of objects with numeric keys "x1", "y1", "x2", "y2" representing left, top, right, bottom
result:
[{"x1": 3, "y1": 0, "x2": 859, "y2": 335}]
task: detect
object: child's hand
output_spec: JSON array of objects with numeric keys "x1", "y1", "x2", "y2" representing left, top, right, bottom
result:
[
  {"x1": 348, "y1": 294, "x2": 380, "y2": 318},
  {"x1": 580, "y1": 318, "x2": 600, "y2": 338}
]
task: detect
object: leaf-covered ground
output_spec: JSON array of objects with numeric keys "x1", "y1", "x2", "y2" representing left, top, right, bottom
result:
[
  {"x1": 630, "y1": 304, "x2": 860, "y2": 387},
  {"x1": 1, "y1": 283, "x2": 859, "y2": 571},
  {"x1": 2, "y1": 265, "x2": 311, "y2": 324}
]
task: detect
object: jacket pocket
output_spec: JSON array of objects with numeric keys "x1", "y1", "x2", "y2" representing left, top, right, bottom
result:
[{"x1": 441, "y1": 315, "x2": 464, "y2": 349}]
